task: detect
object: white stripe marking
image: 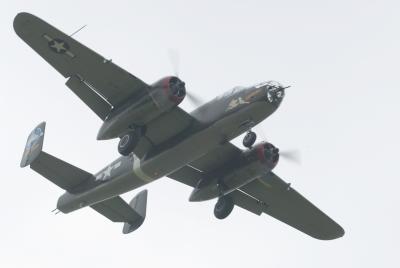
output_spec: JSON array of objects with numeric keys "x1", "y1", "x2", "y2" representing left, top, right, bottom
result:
[{"x1": 133, "y1": 154, "x2": 153, "y2": 182}]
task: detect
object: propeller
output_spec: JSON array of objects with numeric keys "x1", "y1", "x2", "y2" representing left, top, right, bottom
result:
[
  {"x1": 168, "y1": 48, "x2": 180, "y2": 77},
  {"x1": 279, "y1": 149, "x2": 302, "y2": 164},
  {"x1": 185, "y1": 91, "x2": 204, "y2": 107},
  {"x1": 167, "y1": 49, "x2": 204, "y2": 107},
  {"x1": 255, "y1": 125, "x2": 301, "y2": 164}
]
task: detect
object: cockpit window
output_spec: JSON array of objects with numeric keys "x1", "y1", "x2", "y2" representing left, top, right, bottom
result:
[
  {"x1": 255, "y1": 80, "x2": 283, "y2": 89},
  {"x1": 267, "y1": 85, "x2": 285, "y2": 103}
]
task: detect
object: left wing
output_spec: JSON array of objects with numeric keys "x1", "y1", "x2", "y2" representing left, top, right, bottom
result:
[
  {"x1": 14, "y1": 12, "x2": 149, "y2": 119},
  {"x1": 14, "y1": 12, "x2": 199, "y2": 151}
]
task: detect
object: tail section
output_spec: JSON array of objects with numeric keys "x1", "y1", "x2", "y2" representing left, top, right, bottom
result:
[
  {"x1": 21, "y1": 122, "x2": 93, "y2": 193},
  {"x1": 20, "y1": 122, "x2": 45, "y2": 167}
]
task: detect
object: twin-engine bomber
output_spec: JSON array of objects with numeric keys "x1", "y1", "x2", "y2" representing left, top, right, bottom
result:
[{"x1": 15, "y1": 12, "x2": 344, "y2": 239}]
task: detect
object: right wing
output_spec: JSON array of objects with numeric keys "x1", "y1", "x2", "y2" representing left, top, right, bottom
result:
[
  {"x1": 168, "y1": 144, "x2": 344, "y2": 240},
  {"x1": 239, "y1": 172, "x2": 345, "y2": 240},
  {"x1": 14, "y1": 12, "x2": 149, "y2": 119}
]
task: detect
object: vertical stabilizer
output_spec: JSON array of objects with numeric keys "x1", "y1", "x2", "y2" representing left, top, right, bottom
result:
[{"x1": 20, "y1": 122, "x2": 46, "y2": 167}]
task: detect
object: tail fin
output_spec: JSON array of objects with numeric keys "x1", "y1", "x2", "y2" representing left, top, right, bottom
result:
[
  {"x1": 20, "y1": 122, "x2": 93, "y2": 193},
  {"x1": 20, "y1": 122, "x2": 46, "y2": 167}
]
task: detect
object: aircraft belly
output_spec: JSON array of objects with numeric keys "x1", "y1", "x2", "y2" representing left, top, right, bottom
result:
[
  {"x1": 141, "y1": 126, "x2": 223, "y2": 178},
  {"x1": 139, "y1": 104, "x2": 275, "y2": 179},
  {"x1": 57, "y1": 157, "x2": 156, "y2": 213},
  {"x1": 58, "y1": 103, "x2": 277, "y2": 213},
  {"x1": 208, "y1": 102, "x2": 276, "y2": 141}
]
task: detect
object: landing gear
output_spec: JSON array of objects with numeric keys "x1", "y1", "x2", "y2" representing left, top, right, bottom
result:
[
  {"x1": 118, "y1": 127, "x2": 143, "y2": 156},
  {"x1": 214, "y1": 195, "x2": 234, "y2": 220},
  {"x1": 243, "y1": 131, "x2": 257, "y2": 148}
]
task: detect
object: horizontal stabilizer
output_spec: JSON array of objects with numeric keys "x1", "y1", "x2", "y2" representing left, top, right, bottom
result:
[
  {"x1": 21, "y1": 122, "x2": 93, "y2": 193},
  {"x1": 90, "y1": 190, "x2": 148, "y2": 234}
]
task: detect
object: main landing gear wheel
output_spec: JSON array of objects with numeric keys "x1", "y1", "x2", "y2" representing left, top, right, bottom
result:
[
  {"x1": 243, "y1": 131, "x2": 257, "y2": 148},
  {"x1": 118, "y1": 131, "x2": 140, "y2": 156},
  {"x1": 214, "y1": 195, "x2": 234, "y2": 220}
]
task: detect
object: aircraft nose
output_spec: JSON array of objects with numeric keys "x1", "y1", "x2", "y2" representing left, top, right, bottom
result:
[{"x1": 266, "y1": 85, "x2": 285, "y2": 104}]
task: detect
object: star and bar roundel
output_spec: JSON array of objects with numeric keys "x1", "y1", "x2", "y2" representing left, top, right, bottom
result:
[{"x1": 42, "y1": 34, "x2": 75, "y2": 58}]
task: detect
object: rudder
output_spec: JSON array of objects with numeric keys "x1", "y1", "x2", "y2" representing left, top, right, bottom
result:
[{"x1": 20, "y1": 122, "x2": 45, "y2": 167}]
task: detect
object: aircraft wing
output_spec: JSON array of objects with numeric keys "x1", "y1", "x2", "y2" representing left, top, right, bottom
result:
[
  {"x1": 132, "y1": 106, "x2": 197, "y2": 158},
  {"x1": 189, "y1": 142, "x2": 243, "y2": 171},
  {"x1": 168, "y1": 144, "x2": 344, "y2": 240},
  {"x1": 14, "y1": 12, "x2": 148, "y2": 119},
  {"x1": 239, "y1": 172, "x2": 345, "y2": 240}
]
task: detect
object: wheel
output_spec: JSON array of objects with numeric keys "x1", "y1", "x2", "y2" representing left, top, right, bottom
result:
[
  {"x1": 243, "y1": 131, "x2": 257, "y2": 148},
  {"x1": 214, "y1": 196, "x2": 234, "y2": 220},
  {"x1": 118, "y1": 132, "x2": 140, "y2": 156}
]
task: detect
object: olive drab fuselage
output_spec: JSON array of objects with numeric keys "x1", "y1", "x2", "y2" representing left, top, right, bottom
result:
[{"x1": 57, "y1": 82, "x2": 285, "y2": 213}]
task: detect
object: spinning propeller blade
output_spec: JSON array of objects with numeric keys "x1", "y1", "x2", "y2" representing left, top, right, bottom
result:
[
  {"x1": 279, "y1": 149, "x2": 302, "y2": 164},
  {"x1": 168, "y1": 48, "x2": 180, "y2": 77},
  {"x1": 167, "y1": 49, "x2": 204, "y2": 107},
  {"x1": 255, "y1": 124, "x2": 301, "y2": 164}
]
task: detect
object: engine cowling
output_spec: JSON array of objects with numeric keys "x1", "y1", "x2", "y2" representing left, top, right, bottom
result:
[
  {"x1": 243, "y1": 142, "x2": 280, "y2": 169},
  {"x1": 150, "y1": 76, "x2": 186, "y2": 107},
  {"x1": 189, "y1": 142, "x2": 280, "y2": 202},
  {"x1": 97, "y1": 76, "x2": 186, "y2": 140}
]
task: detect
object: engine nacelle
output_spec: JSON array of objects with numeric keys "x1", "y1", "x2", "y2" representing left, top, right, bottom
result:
[
  {"x1": 242, "y1": 142, "x2": 279, "y2": 170},
  {"x1": 97, "y1": 76, "x2": 186, "y2": 140},
  {"x1": 150, "y1": 76, "x2": 186, "y2": 107},
  {"x1": 189, "y1": 142, "x2": 279, "y2": 202}
]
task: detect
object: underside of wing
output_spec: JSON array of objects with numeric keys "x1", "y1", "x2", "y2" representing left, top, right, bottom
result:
[
  {"x1": 167, "y1": 142, "x2": 243, "y2": 187},
  {"x1": 133, "y1": 107, "x2": 198, "y2": 158},
  {"x1": 14, "y1": 12, "x2": 149, "y2": 119},
  {"x1": 168, "y1": 146, "x2": 344, "y2": 240},
  {"x1": 239, "y1": 172, "x2": 345, "y2": 240}
]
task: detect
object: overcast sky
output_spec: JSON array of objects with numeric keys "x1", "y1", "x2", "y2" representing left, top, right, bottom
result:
[{"x1": 1, "y1": 0, "x2": 399, "y2": 267}]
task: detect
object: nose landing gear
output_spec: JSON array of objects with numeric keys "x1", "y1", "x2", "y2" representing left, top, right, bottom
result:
[
  {"x1": 243, "y1": 131, "x2": 257, "y2": 148},
  {"x1": 214, "y1": 195, "x2": 234, "y2": 219}
]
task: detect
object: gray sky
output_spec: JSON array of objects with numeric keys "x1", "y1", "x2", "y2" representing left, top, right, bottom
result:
[{"x1": 1, "y1": 0, "x2": 399, "y2": 267}]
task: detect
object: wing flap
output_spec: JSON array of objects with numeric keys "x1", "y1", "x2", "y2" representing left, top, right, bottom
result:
[
  {"x1": 167, "y1": 165, "x2": 203, "y2": 187},
  {"x1": 229, "y1": 191, "x2": 264, "y2": 215},
  {"x1": 65, "y1": 76, "x2": 111, "y2": 120}
]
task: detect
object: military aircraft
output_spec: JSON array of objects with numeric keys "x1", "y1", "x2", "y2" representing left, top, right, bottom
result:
[{"x1": 15, "y1": 12, "x2": 344, "y2": 239}]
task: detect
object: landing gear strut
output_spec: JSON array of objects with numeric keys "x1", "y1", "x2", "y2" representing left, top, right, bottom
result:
[
  {"x1": 118, "y1": 127, "x2": 143, "y2": 156},
  {"x1": 243, "y1": 131, "x2": 257, "y2": 148},
  {"x1": 214, "y1": 195, "x2": 234, "y2": 219}
]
